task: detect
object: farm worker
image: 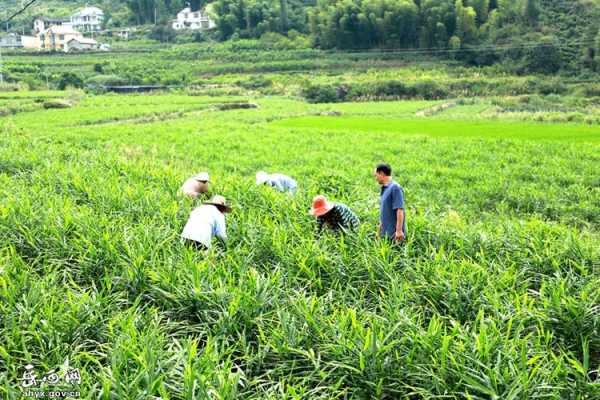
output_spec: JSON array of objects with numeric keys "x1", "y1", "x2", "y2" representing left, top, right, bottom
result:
[
  {"x1": 374, "y1": 163, "x2": 406, "y2": 242},
  {"x1": 181, "y1": 171, "x2": 210, "y2": 198},
  {"x1": 256, "y1": 171, "x2": 297, "y2": 194},
  {"x1": 309, "y1": 195, "x2": 360, "y2": 233},
  {"x1": 181, "y1": 195, "x2": 231, "y2": 250}
]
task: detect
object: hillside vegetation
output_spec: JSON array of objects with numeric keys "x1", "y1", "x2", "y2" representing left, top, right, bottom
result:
[{"x1": 2, "y1": 0, "x2": 600, "y2": 73}]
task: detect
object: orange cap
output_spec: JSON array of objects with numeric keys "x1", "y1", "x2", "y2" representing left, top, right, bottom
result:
[{"x1": 309, "y1": 195, "x2": 334, "y2": 217}]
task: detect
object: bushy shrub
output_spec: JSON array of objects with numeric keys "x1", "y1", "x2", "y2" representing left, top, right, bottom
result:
[
  {"x1": 57, "y1": 72, "x2": 84, "y2": 90},
  {"x1": 521, "y1": 36, "x2": 562, "y2": 74},
  {"x1": 302, "y1": 79, "x2": 455, "y2": 103},
  {"x1": 372, "y1": 81, "x2": 410, "y2": 97},
  {"x1": 580, "y1": 84, "x2": 600, "y2": 97},
  {"x1": 149, "y1": 25, "x2": 176, "y2": 43},
  {"x1": 535, "y1": 79, "x2": 568, "y2": 95},
  {"x1": 0, "y1": 82, "x2": 21, "y2": 92},
  {"x1": 411, "y1": 80, "x2": 448, "y2": 100},
  {"x1": 93, "y1": 63, "x2": 105, "y2": 73},
  {"x1": 237, "y1": 76, "x2": 273, "y2": 90},
  {"x1": 301, "y1": 84, "x2": 344, "y2": 103},
  {"x1": 43, "y1": 99, "x2": 72, "y2": 109}
]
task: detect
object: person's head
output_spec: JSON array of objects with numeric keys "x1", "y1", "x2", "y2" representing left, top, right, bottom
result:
[
  {"x1": 255, "y1": 171, "x2": 269, "y2": 186},
  {"x1": 309, "y1": 195, "x2": 334, "y2": 218},
  {"x1": 374, "y1": 163, "x2": 392, "y2": 185},
  {"x1": 194, "y1": 172, "x2": 210, "y2": 192},
  {"x1": 204, "y1": 195, "x2": 232, "y2": 214}
]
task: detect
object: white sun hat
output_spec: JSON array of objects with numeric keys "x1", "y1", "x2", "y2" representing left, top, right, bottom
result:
[
  {"x1": 193, "y1": 172, "x2": 210, "y2": 182},
  {"x1": 255, "y1": 171, "x2": 269, "y2": 185}
]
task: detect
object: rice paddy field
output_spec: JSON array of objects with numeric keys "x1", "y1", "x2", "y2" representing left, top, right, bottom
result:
[{"x1": 1, "y1": 87, "x2": 599, "y2": 398}]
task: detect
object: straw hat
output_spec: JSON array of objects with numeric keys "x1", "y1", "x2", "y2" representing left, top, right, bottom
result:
[
  {"x1": 256, "y1": 171, "x2": 269, "y2": 185},
  {"x1": 309, "y1": 195, "x2": 334, "y2": 217},
  {"x1": 204, "y1": 195, "x2": 232, "y2": 213},
  {"x1": 193, "y1": 172, "x2": 210, "y2": 182}
]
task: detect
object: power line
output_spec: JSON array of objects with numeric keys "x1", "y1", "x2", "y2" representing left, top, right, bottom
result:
[
  {"x1": 1, "y1": 0, "x2": 43, "y2": 27},
  {"x1": 324, "y1": 40, "x2": 597, "y2": 56},
  {"x1": 1, "y1": 0, "x2": 43, "y2": 84}
]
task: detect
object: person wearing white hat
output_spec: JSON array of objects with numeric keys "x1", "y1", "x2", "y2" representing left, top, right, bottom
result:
[
  {"x1": 255, "y1": 171, "x2": 297, "y2": 194},
  {"x1": 181, "y1": 195, "x2": 232, "y2": 250},
  {"x1": 181, "y1": 171, "x2": 210, "y2": 198}
]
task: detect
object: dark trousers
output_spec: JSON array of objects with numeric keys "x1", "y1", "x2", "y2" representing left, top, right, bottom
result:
[{"x1": 185, "y1": 239, "x2": 208, "y2": 251}]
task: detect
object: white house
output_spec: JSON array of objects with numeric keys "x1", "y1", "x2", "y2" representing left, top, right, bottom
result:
[
  {"x1": 116, "y1": 29, "x2": 132, "y2": 40},
  {"x1": 33, "y1": 17, "x2": 71, "y2": 34},
  {"x1": 172, "y1": 7, "x2": 215, "y2": 30},
  {"x1": 66, "y1": 37, "x2": 100, "y2": 52},
  {"x1": 70, "y1": 6, "x2": 104, "y2": 32}
]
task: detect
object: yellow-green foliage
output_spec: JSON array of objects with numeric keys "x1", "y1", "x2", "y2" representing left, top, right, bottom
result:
[{"x1": 0, "y1": 93, "x2": 599, "y2": 398}]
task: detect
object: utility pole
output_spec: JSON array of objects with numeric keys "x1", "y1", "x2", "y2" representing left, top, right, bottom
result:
[{"x1": 0, "y1": 46, "x2": 4, "y2": 85}]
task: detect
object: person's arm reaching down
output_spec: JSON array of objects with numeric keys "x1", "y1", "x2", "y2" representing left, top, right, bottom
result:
[{"x1": 215, "y1": 213, "x2": 227, "y2": 242}]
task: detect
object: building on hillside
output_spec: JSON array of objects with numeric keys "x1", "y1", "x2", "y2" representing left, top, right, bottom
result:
[
  {"x1": 40, "y1": 25, "x2": 83, "y2": 51},
  {"x1": 70, "y1": 6, "x2": 104, "y2": 32},
  {"x1": 0, "y1": 34, "x2": 40, "y2": 50},
  {"x1": 33, "y1": 17, "x2": 71, "y2": 34},
  {"x1": 21, "y1": 36, "x2": 40, "y2": 50},
  {"x1": 116, "y1": 28, "x2": 132, "y2": 40},
  {"x1": 66, "y1": 37, "x2": 100, "y2": 52},
  {"x1": 0, "y1": 33, "x2": 22, "y2": 48},
  {"x1": 172, "y1": 7, "x2": 215, "y2": 30}
]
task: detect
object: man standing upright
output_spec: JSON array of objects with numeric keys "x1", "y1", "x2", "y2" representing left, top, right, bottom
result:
[{"x1": 374, "y1": 163, "x2": 406, "y2": 243}]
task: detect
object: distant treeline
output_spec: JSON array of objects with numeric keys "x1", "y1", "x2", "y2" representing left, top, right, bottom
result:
[
  {"x1": 3, "y1": 0, "x2": 600, "y2": 72},
  {"x1": 210, "y1": 0, "x2": 600, "y2": 72}
]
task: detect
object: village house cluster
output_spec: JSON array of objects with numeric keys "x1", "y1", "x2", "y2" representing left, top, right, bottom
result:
[
  {"x1": 0, "y1": 4, "x2": 216, "y2": 53},
  {"x1": 0, "y1": 6, "x2": 107, "y2": 52}
]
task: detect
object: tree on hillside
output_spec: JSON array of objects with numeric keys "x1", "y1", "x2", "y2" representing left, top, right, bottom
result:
[
  {"x1": 455, "y1": 0, "x2": 478, "y2": 44},
  {"x1": 126, "y1": 0, "x2": 186, "y2": 25},
  {"x1": 523, "y1": 0, "x2": 540, "y2": 25},
  {"x1": 279, "y1": 0, "x2": 289, "y2": 33},
  {"x1": 214, "y1": 0, "x2": 307, "y2": 40},
  {"x1": 419, "y1": 0, "x2": 455, "y2": 48},
  {"x1": 468, "y1": 0, "x2": 490, "y2": 25}
]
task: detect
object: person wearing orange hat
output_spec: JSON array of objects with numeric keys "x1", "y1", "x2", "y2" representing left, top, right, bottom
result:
[{"x1": 309, "y1": 195, "x2": 360, "y2": 233}]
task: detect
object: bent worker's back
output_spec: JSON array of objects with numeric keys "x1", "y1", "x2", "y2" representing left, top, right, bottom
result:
[{"x1": 181, "y1": 204, "x2": 226, "y2": 248}]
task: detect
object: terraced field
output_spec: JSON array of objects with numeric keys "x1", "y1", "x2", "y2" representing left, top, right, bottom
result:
[{"x1": 1, "y1": 92, "x2": 599, "y2": 398}]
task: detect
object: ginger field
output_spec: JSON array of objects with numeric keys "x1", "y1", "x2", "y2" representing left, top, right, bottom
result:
[{"x1": 1, "y1": 91, "x2": 599, "y2": 398}]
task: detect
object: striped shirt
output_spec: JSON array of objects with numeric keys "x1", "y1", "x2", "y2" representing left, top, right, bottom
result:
[{"x1": 317, "y1": 203, "x2": 360, "y2": 233}]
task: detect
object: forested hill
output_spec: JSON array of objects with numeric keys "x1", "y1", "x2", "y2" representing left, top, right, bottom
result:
[{"x1": 3, "y1": 0, "x2": 600, "y2": 72}]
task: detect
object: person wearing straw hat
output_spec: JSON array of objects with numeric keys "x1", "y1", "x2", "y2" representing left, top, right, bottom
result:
[
  {"x1": 181, "y1": 195, "x2": 232, "y2": 250},
  {"x1": 256, "y1": 171, "x2": 297, "y2": 194},
  {"x1": 181, "y1": 171, "x2": 210, "y2": 198},
  {"x1": 309, "y1": 195, "x2": 359, "y2": 233}
]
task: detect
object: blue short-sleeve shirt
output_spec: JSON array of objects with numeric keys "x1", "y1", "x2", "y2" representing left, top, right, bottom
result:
[{"x1": 379, "y1": 181, "x2": 406, "y2": 239}]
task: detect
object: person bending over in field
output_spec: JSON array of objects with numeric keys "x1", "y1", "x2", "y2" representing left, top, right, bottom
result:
[
  {"x1": 374, "y1": 163, "x2": 406, "y2": 243},
  {"x1": 309, "y1": 195, "x2": 360, "y2": 234},
  {"x1": 181, "y1": 195, "x2": 231, "y2": 251},
  {"x1": 256, "y1": 171, "x2": 297, "y2": 194},
  {"x1": 181, "y1": 171, "x2": 210, "y2": 198}
]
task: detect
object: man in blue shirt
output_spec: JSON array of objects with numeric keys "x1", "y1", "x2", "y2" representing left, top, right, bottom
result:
[{"x1": 374, "y1": 163, "x2": 406, "y2": 242}]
